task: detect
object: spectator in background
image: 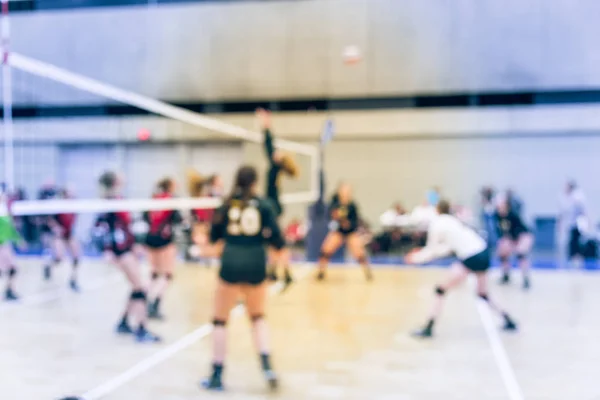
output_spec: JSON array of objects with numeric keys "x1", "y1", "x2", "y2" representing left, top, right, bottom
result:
[
  {"x1": 411, "y1": 194, "x2": 438, "y2": 245},
  {"x1": 506, "y1": 188, "x2": 523, "y2": 217},
  {"x1": 481, "y1": 187, "x2": 497, "y2": 248},
  {"x1": 285, "y1": 218, "x2": 306, "y2": 246},
  {"x1": 380, "y1": 202, "x2": 408, "y2": 228},
  {"x1": 558, "y1": 180, "x2": 588, "y2": 267}
]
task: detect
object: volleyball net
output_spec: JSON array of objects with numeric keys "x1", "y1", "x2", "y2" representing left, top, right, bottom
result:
[{"x1": 0, "y1": 51, "x2": 319, "y2": 246}]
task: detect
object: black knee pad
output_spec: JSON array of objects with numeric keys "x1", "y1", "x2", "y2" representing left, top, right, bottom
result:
[
  {"x1": 435, "y1": 286, "x2": 445, "y2": 296},
  {"x1": 213, "y1": 319, "x2": 227, "y2": 327},
  {"x1": 478, "y1": 293, "x2": 489, "y2": 302},
  {"x1": 319, "y1": 251, "x2": 331, "y2": 261},
  {"x1": 357, "y1": 255, "x2": 368, "y2": 264},
  {"x1": 250, "y1": 314, "x2": 264, "y2": 322},
  {"x1": 499, "y1": 255, "x2": 509, "y2": 263},
  {"x1": 130, "y1": 290, "x2": 147, "y2": 301},
  {"x1": 151, "y1": 272, "x2": 160, "y2": 280},
  {"x1": 165, "y1": 273, "x2": 173, "y2": 281},
  {"x1": 8, "y1": 267, "x2": 16, "y2": 278},
  {"x1": 516, "y1": 253, "x2": 527, "y2": 261}
]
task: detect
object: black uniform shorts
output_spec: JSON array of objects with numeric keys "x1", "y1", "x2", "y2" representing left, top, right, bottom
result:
[
  {"x1": 219, "y1": 244, "x2": 267, "y2": 285},
  {"x1": 145, "y1": 233, "x2": 173, "y2": 249},
  {"x1": 461, "y1": 249, "x2": 491, "y2": 272}
]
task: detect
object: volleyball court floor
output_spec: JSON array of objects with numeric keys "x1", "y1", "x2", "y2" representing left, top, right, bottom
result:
[{"x1": 2, "y1": 258, "x2": 599, "y2": 400}]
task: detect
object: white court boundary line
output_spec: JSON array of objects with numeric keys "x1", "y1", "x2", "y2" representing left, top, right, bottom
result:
[
  {"x1": 472, "y1": 279, "x2": 525, "y2": 400},
  {"x1": 80, "y1": 265, "x2": 312, "y2": 400},
  {"x1": 0, "y1": 272, "x2": 121, "y2": 310}
]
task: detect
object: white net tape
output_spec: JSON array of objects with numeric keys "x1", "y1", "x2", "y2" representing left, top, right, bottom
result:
[{"x1": 3, "y1": 52, "x2": 320, "y2": 216}]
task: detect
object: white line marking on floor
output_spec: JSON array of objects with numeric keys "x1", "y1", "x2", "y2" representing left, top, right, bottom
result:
[
  {"x1": 472, "y1": 279, "x2": 524, "y2": 400},
  {"x1": 80, "y1": 267, "x2": 312, "y2": 400},
  {"x1": 0, "y1": 273, "x2": 122, "y2": 310}
]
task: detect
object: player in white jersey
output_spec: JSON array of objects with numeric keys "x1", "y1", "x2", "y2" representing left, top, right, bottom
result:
[{"x1": 406, "y1": 200, "x2": 518, "y2": 338}]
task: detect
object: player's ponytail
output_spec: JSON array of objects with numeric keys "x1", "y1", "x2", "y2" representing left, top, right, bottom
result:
[{"x1": 229, "y1": 165, "x2": 257, "y2": 202}]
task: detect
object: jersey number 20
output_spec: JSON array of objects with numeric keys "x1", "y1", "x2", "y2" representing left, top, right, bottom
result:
[{"x1": 227, "y1": 206, "x2": 261, "y2": 236}]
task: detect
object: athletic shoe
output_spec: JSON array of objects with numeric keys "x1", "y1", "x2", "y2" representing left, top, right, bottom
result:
[
  {"x1": 411, "y1": 326, "x2": 433, "y2": 338},
  {"x1": 498, "y1": 273, "x2": 510, "y2": 285},
  {"x1": 4, "y1": 288, "x2": 19, "y2": 301},
  {"x1": 69, "y1": 279, "x2": 80, "y2": 293},
  {"x1": 43, "y1": 265, "x2": 52, "y2": 281},
  {"x1": 201, "y1": 375, "x2": 224, "y2": 391},
  {"x1": 316, "y1": 271, "x2": 326, "y2": 281},
  {"x1": 134, "y1": 327, "x2": 161, "y2": 343},
  {"x1": 116, "y1": 321, "x2": 134, "y2": 335},
  {"x1": 522, "y1": 277, "x2": 530, "y2": 290},
  {"x1": 148, "y1": 302, "x2": 165, "y2": 320},
  {"x1": 264, "y1": 369, "x2": 279, "y2": 390},
  {"x1": 502, "y1": 315, "x2": 518, "y2": 332}
]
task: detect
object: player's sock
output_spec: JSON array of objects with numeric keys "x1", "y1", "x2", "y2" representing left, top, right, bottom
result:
[
  {"x1": 499, "y1": 272, "x2": 510, "y2": 285},
  {"x1": 502, "y1": 313, "x2": 518, "y2": 331},
  {"x1": 260, "y1": 353, "x2": 278, "y2": 390},
  {"x1": 522, "y1": 275, "x2": 530, "y2": 290},
  {"x1": 267, "y1": 265, "x2": 277, "y2": 281},
  {"x1": 412, "y1": 318, "x2": 434, "y2": 338}
]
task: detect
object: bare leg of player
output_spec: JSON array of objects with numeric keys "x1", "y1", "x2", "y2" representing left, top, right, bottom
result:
[
  {"x1": 115, "y1": 252, "x2": 161, "y2": 343},
  {"x1": 67, "y1": 238, "x2": 82, "y2": 292},
  {"x1": 412, "y1": 262, "x2": 470, "y2": 338},
  {"x1": 244, "y1": 282, "x2": 278, "y2": 389},
  {"x1": 347, "y1": 232, "x2": 372, "y2": 281},
  {"x1": 0, "y1": 244, "x2": 19, "y2": 301},
  {"x1": 316, "y1": 232, "x2": 343, "y2": 281},
  {"x1": 474, "y1": 272, "x2": 518, "y2": 330},
  {"x1": 202, "y1": 280, "x2": 239, "y2": 391}
]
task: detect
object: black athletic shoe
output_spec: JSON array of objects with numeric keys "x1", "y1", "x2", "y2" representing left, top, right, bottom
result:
[
  {"x1": 316, "y1": 271, "x2": 326, "y2": 281},
  {"x1": 4, "y1": 288, "x2": 19, "y2": 302},
  {"x1": 264, "y1": 369, "x2": 279, "y2": 390},
  {"x1": 148, "y1": 302, "x2": 164, "y2": 320},
  {"x1": 69, "y1": 279, "x2": 80, "y2": 293},
  {"x1": 201, "y1": 375, "x2": 224, "y2": 391},
  {"x1": 411, "y1": 326, "x2": 433, "y2": 338},
  {"x1": 498, "y1": 273, "x2": 510, "y2": 285},
  {"x1": 522, "y1": 277, "x2": 530, "y2": 290},
  {"x1": 134, "y1": 327, "x2": 161, "y2": 343},
  {"x1": 282, "y1": 271, "x2": 293, "y2": 291},
  {"x1": 267, "y1": 267, "x2": 277, "y2": 282},
  {"x1": 502, "y1": 315, "x2": 518, "y2": 332},
  {"x1": 43, "y1": 265, "x2": 52, "y2": 281},
  {"x1": 116, "y1": 321, "x2": 134, "y2": 335}
]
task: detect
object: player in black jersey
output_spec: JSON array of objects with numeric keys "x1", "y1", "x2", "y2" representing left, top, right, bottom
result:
[
  {"x1": 144, "y1": 178, "x2": 182, "y2": 320},
  {"x1": 495, "y1": 199, "x2": 534, "y2": 289},
  {"x1": 257, "y1": 108, "x2": 298, "y2": 289},
  {"x1": 201, "y1": 165, "x2": 283, "y2": 392},
  {"x1": 317, "y1": 183, "x2": 373, "y2": 281},
  {"x1": 96, "y1": 171, "x2": 160, "y2": 343}
]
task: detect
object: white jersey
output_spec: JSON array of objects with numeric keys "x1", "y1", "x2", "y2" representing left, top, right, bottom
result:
[
  {"x1": 560, "y1": 189, "x2": 587, "y2": 229},
  {"x1": 412, "y1": 213, "x2": 486, "y2": 264}
]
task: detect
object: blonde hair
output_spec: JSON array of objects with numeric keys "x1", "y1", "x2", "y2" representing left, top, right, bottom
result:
[
  {"x1": 186, "y1": 168, "x2": 206, "y2": 197},
  {"x1": 280, "y1": 153, "x2": 299, "y2": 178}
]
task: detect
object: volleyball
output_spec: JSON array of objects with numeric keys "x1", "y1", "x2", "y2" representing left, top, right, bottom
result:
[{"x1": 342, "y1": 45, "x2": 362, "y2": 65}]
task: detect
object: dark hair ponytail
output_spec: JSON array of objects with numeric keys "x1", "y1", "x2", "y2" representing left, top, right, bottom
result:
[
  {"x1": 157, "y1": 177, "x2": 173, "y2": 194},
  {"x1": 229, "y1": 165, "x2": 257, "y2": 201}
]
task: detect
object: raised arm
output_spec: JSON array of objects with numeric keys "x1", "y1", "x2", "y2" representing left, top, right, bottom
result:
[{"x1": 257, "y1": 108, "x2": 276, "y2": 161}]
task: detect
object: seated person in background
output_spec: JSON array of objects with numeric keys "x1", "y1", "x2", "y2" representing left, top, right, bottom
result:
[
  {"x1": 379, "y1": 202, "x2": 409, "y2": 228},
  {"x1": 285, "y1": 218, "x2": 306, "y2": 246},
  {"x1": 410, "y1": 199, "x2": 437, "y2": 246}
]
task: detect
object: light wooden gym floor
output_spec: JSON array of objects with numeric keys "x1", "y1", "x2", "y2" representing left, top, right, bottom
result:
[{"x1": 2, "y1": 258, "x2": 599, "y2": 400}]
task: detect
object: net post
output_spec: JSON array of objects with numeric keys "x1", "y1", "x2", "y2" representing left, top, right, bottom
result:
[{"x1": 1, "y1": 0, "x2": 14, "y2": 192}]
